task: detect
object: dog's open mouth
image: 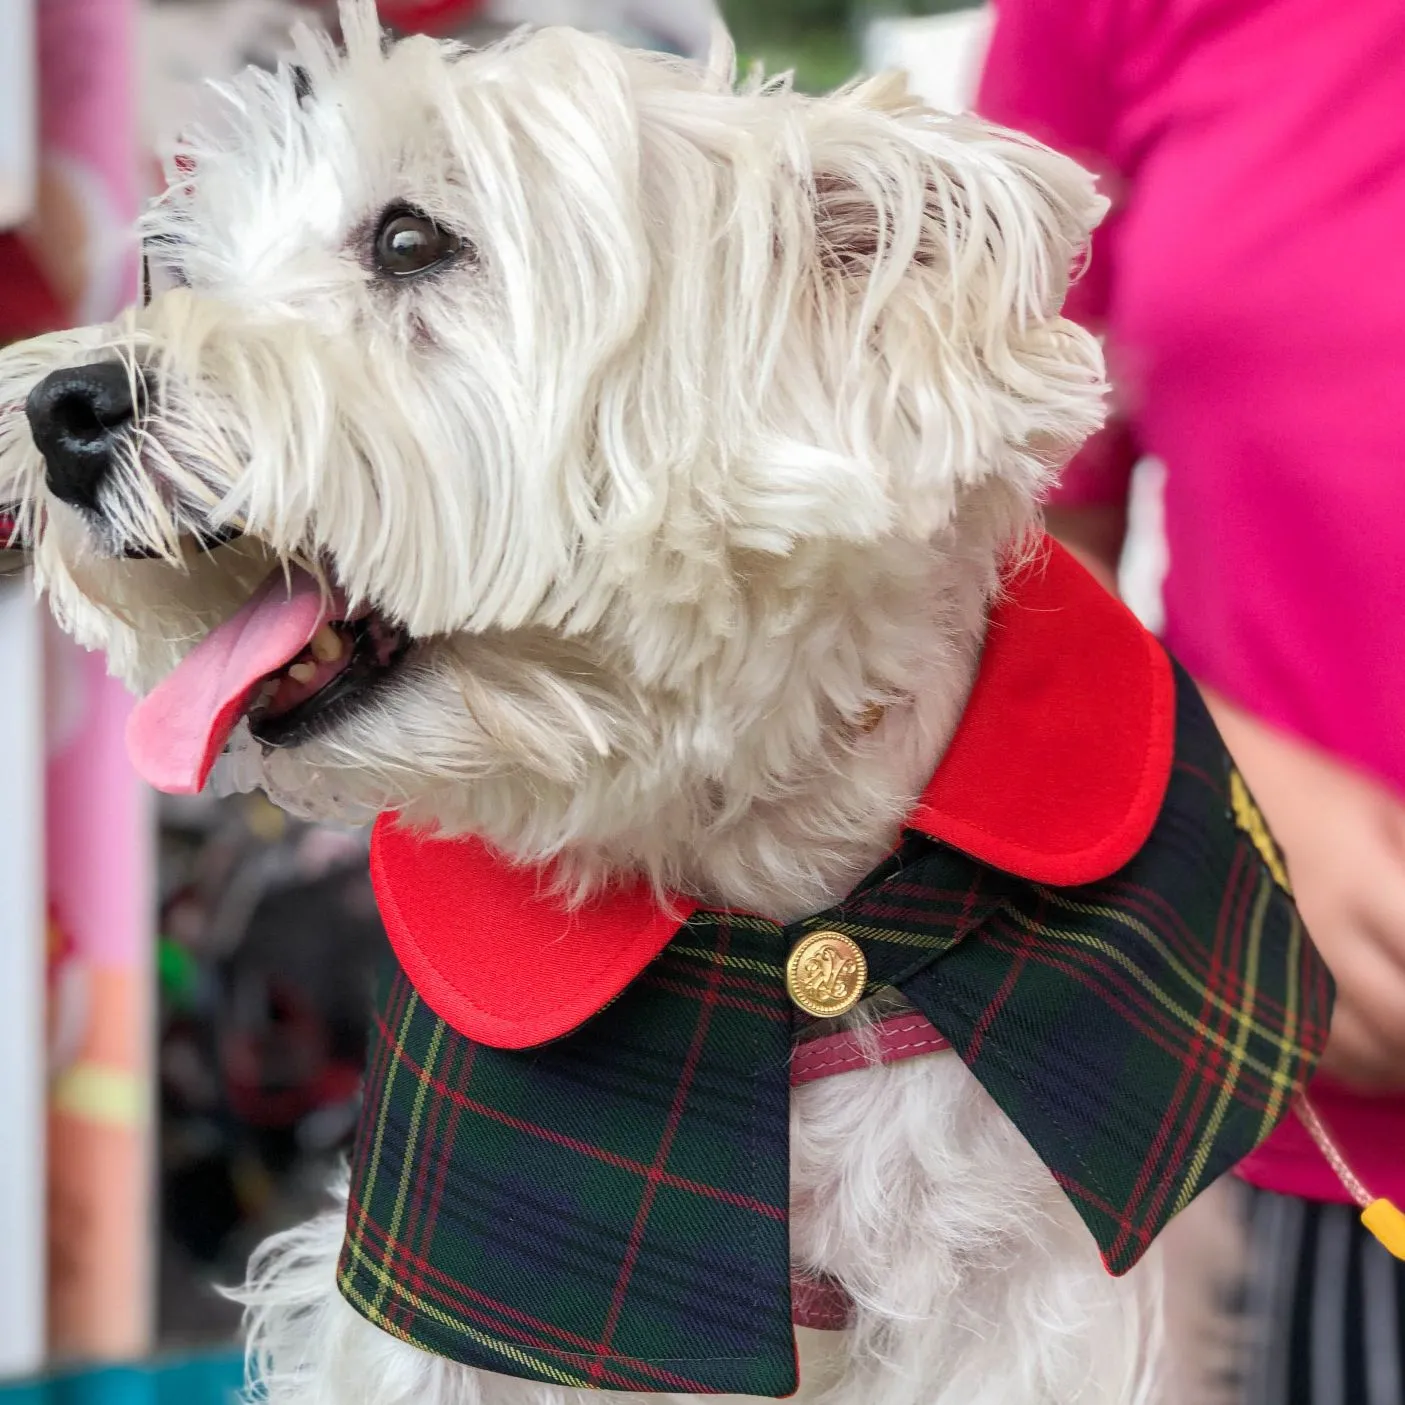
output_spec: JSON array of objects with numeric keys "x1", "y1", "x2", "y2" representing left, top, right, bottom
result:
[
  {"x1": 125, "y1": 565, "x2": 408, "y2": 795},
  {"x1": 246, "y1": 611, "x2": 408, "y2": 748}
]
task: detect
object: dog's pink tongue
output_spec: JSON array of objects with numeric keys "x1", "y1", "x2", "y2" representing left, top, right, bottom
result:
[{"x1": 126, "y1": 567, "x2": 333, "y2": 795}]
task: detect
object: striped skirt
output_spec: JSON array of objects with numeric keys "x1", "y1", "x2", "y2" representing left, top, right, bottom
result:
[{"x1": 1241, "y1": 1188, "x2": 1405, "y2": 1405}]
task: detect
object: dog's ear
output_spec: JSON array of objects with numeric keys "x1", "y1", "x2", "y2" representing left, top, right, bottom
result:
[
  {"x1": 804, "y1": 76, "x2": 1105, "y2": 324},
  {"x1": 793, "y1": 82, "x2": 1110, "y2": 532}
]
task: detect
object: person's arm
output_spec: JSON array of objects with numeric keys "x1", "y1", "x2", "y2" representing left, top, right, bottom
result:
[
  {"x1": 976, "y1": 0, "x2": 1138, "y2": 586},
  {"x1": 978, "y1": 6, "x2": 1405, "y2": 1092},
  {"x1": 1205, "y1": 689, "x2": 1405, "y2": 1090}
]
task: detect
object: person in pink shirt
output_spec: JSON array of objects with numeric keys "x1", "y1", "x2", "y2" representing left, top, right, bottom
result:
[{"x1": 977, "y1": 1, "x2": 1405, "y2": 1399}]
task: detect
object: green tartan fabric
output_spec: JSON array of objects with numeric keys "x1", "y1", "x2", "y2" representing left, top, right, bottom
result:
[
  {"x1": 339, "y1": 664, "x2": 1332, "y2": 1396},
  {"x1": 339, "y1": 912, "x2": 797, "y2": 1396}
]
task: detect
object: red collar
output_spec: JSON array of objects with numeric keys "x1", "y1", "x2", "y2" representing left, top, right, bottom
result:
[{"x1": 370, "y1": 538, "x2": 1175, "y2": 1050}]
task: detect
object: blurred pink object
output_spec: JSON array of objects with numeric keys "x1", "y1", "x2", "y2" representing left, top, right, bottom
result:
[
  {"x1": 45, "y1": 632, "x2": 155, "y2": 1362},
  {"x1": 979, "y1": 0, "x2": 1405, "y2": 1208},
  {"x1": 30, "y1": 0, "x2": 140, "y2": 324},
  {"x1": 32, "y1": 0, "x2": 155, "y2": 1363}
]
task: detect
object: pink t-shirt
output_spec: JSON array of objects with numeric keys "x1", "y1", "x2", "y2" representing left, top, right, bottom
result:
[{"x1": 978, "y1": 0, "x2": 1405, "y2": 1206}]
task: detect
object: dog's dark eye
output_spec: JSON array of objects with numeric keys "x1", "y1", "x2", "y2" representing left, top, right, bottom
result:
[{"x1": 373, "y1": 207, "x2": 463, "y2": 277}]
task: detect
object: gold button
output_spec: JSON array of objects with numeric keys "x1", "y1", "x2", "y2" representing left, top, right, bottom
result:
[{"x1": 786, "y1": 930, "x2": 867, "y2": 1019}]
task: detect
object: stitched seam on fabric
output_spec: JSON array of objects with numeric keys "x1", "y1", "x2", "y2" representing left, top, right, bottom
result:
[
  {"x1": 983, "y1": 1050, "x2": 1151, "y2": 1261},
  {"x1": 343, "y1": 1206, "x2": 738, "y2": 1384},
  {"x1": 792, "y1": 1033, "x2": 950, "y2": 1080},
  {"x1": 338, "y1": 995, "x2": 791, "y2": 1390},
  {"x1": 794, "y1": 1014, "x2": 944, "y2": 1069},
  {"x1": 339, "y1": 1260, "x2": 718, "y2": 1391},
  {"x1": 338, "y1": 1274, "x2": 595, "y2": 1389},
  {"x1": 938, "y1": 990, "x2": 1143, "y2": 1250},
  {"x1": 373, "y1": 849, "x2": 692, "y2": 1039}
]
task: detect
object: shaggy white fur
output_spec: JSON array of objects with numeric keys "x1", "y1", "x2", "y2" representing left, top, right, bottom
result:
[{"x1": 0, "y1": 4, "x2": 1174, "y2": 1402}]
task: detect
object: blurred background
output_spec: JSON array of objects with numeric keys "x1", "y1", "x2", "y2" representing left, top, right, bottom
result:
[
  {"x1": 0, "y1": 1, "x2": 992, "y2": 1398},
  {"x1": 4, "y1": 0, "x2": 1402, "y2": 1402}
]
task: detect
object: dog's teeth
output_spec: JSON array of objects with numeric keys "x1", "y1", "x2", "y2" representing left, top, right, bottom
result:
[
  {"x1": 288, "y1": 662, "x2": 318, "y2": 685},
  {"x1": 310, "y1": 625, "x2": 344, "y2": 663}
]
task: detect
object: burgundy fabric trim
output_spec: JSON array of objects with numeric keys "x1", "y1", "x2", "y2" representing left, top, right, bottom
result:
[
  {"x1": 790, "y1": 1012, "x2": 951, "y2": 1088},
  {"x1": 789, "y1": 1274, "x2": 856, "y2": 1333},
  {"x1": 789, "y1": 1011, "x2": 952, "y2": 1330}
]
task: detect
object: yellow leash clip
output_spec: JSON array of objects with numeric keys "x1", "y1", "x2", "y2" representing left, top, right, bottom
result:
[
  {"x1": 1362, "y1": 1198, "x2": 1405, "y2": 1261},
  {"x1": 1296, "y1": 1094, "x2": 1405, "y2": 1261}
]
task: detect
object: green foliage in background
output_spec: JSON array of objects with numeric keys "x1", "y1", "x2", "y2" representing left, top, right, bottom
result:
[
  {"x1": 719, "y1": 0, "x2": 978, "y2": 92},
  {"x1": 734, "y1": 29, "x2": 858, "y2": 92},
  {"x1": 726, "y1": 0, "x2": 848, "y2": 29}
]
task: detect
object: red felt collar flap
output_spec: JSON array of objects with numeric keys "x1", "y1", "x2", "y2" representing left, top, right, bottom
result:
[
  {"x1": 908, "y1": 538, "x2": 1175, "y2": 885},
  {"x1": 370, "y1": 538, "x2": 1175, "y2": 1050},
  {"x1": 370, "y1": 827, "x2": 700, "y2": 1050}
]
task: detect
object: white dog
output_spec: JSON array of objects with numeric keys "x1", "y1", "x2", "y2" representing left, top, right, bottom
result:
[{"x1": 0, "y1": 5, "x2": 1261, "y2": 1402}]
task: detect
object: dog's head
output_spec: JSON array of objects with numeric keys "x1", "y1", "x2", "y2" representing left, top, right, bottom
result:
[{"x1": 0, "y1": 3, "x2": 1106, "y2": 888}]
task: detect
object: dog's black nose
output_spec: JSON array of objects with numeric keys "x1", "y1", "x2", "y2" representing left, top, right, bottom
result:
[{"x1": 25, "y1": 362, "x2": 143, "y2": 511}]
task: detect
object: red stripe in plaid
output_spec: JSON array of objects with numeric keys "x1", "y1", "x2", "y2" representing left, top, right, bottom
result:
[
  {"x1": 1104, "y1": 843, "x2": 1252, "y2": 1265},
  {"x1": 343, "y1": 1205, "x2": 716, "y2": 1393},
  {"x1": 1124, "y1": 842, "x2": 1263, "y2": 1256},
  {"x1": 589, "y1": 914, "x2": 731, "y2": 1382},
  {"x1": 641, "y1": 975, "x2": 790, "y2": 1022},
  {"x1": 391, "y1": 1027, "x2": 476, "y2": 1342},
  {"x1": 966, "y1": 907, "x2": 1303, "y2": 1104},
  {"x1": 366, "y1": 1005, "x2": 788, "y2": 1221}
]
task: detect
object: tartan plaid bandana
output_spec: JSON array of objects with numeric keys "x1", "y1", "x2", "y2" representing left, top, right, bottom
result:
[{"x1": 338, "y1": 542, "x2": 1332, "y2": 1397}]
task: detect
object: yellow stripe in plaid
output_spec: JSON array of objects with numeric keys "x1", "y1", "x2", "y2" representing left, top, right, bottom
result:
[
  {"x1": 370, "y1": 1014, "x2": 446, "y2": 1318},
  {"x1": 340, "y1": 1255, "x2": 595, "y2": 1389},
  {"x1": 1257, "y1": 878, "x2": 1306, "y2": 1148},
  {"x1": 1031, "y1": 891, "x2": 1308, "y2": 1095},
  {"x1": 669, "y1": 945, "x2": 786, "y2": 978},
  {"x1": 1173, "y1": 877, "x2": 1271, "y2": 1214},
  {"x1": 341, "y1": 986, "x2": 421, "y2": 1305}
]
